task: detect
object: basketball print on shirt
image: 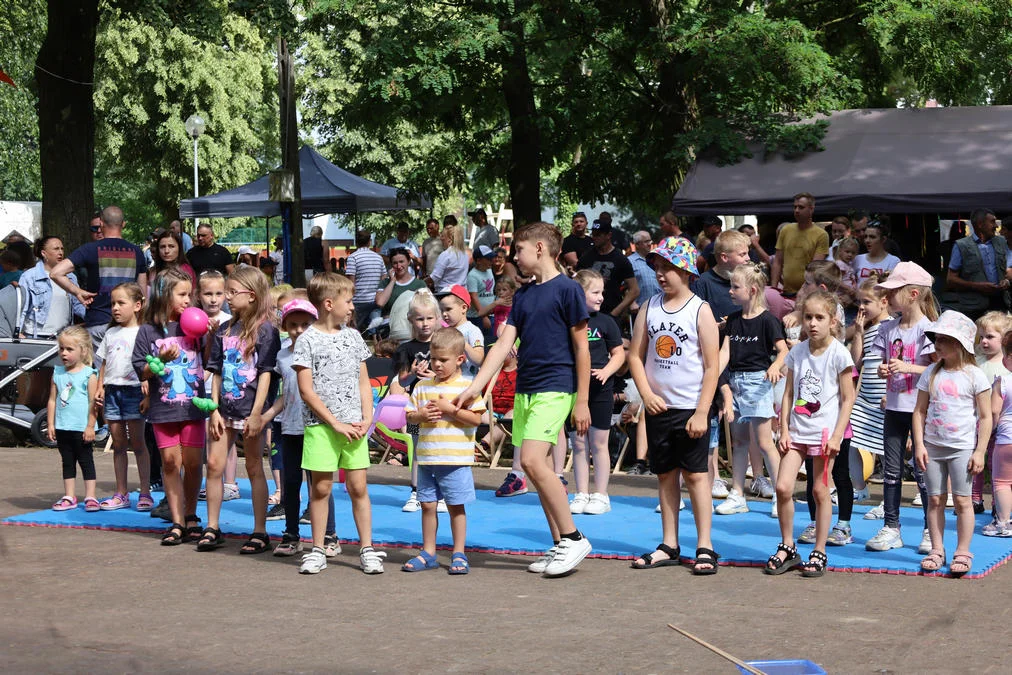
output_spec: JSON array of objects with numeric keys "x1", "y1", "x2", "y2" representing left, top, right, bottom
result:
[{"x1": 647, "y1": 319, "x2": 690, "y2": 365}]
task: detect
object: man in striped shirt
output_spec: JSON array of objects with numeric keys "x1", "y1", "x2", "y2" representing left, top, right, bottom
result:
[
  {"x1": 402, "y1": 328, "x2": 486, "y2": 573},
  {"x1": 345, "y1": 230, "x2": 387, "y2": 332}
]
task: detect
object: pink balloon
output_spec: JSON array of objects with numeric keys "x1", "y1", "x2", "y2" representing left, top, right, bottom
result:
[
  {"x1": 180, "y1": 307, "x2": 209, "y2": 338},
  {"x1": 375, "y1": 394, "x2": 408, "y2": 429}
]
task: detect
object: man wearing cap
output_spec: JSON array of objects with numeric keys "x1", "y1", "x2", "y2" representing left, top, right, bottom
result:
[
  {"x1": 470, "y1": 209, "x2": 499, "y2": 256},
  {"x1": 188, "y1": 223, "x2": 235, "y2": 277},
  {"x1": 598, "y1": 212, "x2": 629, "y2": 252},
  {"x1": 943, "y1": 208, "x2": 1012, "y2": 320},
  {"x1": 466, "y1": 245, "x2": 497, "y2": 338},
  {"x1": 770, "y1": 192, "x2": 829, "y2": 296},
  {"x1": 628, "y1": 231, "x2": 661, "y2": 310},
  {"x1": 576, "y1": 219, "x2": 638, "y2": 317},
  {"x1": 380, "y1": 222, "x2": 420, "y2": 266},
  {"x1": 346, "y1": 230, "x2": 387, "y2": 331},
  {"x1": 561, "y1": 212, "x2": 593, "y2": 269}
]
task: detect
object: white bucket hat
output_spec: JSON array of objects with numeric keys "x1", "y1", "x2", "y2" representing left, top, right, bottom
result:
[{"x1": 924, "y1": 310, "x2": 977, "y2": 355}]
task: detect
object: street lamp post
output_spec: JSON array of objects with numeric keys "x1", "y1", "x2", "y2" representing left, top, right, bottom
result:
[{"x1": 184, "y1": 114, "x2": 205, "y2": 228}]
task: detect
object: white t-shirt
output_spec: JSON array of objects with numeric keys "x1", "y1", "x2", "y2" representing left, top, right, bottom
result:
[
  {"x1": 784, "y1": 339, "x2": 854, "y2": 445},
  {"x1": 852, "y1": 253, "x2": 900, "y2": 283},
  {"x1": 39, "y1": 282, "x2": 72, "y2": 336},
  {"x1": 430, "y1": 249, "x2": 469, "y2": 292},
  {"x1": 916, "y1": 363, "x2": 990, "y2": 452},
  {"x1": 275, "y1": 345, "x2": 304, "y2": 436},
  {"x1": 454, "y1": 320, "x2": 484, "y2": 379},
  {"x1": 96, "y1": 325, "x2": 142, "y2": 386},
  {"x1": 873, "y1": 316, "x2": 936, "y2": 412}
]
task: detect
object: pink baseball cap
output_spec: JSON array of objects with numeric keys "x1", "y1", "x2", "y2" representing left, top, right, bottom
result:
[
  {"x1": 280, "y1": 298, "x2": 318, "y2": 324},
  {"x1": 874, "y1": 261, "x2": 933, "y2": 289}
]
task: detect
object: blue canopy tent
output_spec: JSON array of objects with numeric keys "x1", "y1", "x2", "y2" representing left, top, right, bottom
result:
[
  {"x1": 179, "y1": 145, "x2": 431, "y2": 218},
  {"x1": 178, "y1": 145, "x2": 431, "y2": 282}
]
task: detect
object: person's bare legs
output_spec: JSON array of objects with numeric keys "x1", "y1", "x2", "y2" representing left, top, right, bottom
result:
[
  {"x1": 243, "y1": 428, "x2": 269, "y2": 534},
  {"x1": 636, "y1": 416, "x2": 648, "y2": 464},
  {"x1": 224, "y1": 440, "x2": 238, "y2": 489},
  {"x1": 684, "y1": 471, "x2": 714, "y2": 551},
  {"x1": 728, "y1": 423, "x2": 750, "y2": 496},
  {"x1": 927, "y1": 492, "x2": 946, "y2": 553},
  {"x1": 811, "y1": 456, "x2": 833, "y2": 555},
  {"x1": 345, "y1": 468, "x2": 373, "y2": 548},
  {"x1": 754, "y1": 419, "x2": 780, "y2": 486},
  {"x1": 181, "y1": 445, "x2": 202, "y2": 519},
  {"x1": 309, "y1": 471, "x2": 333, "y2": 549},
  {"x1": 590, "y1": 428, "x2": 611, "y2": 494},
  {"x1": 633, "y1": 469, "x2": 681, "y2": 564},
  {"x1": 109, "y1": 421, "x2": 129, "y2": 495},
  {"x1": 772, "y1": 449, "x2": 804, "y2": 564},
  {"x1": 419, "y1": 501, "x2": 438, "y2": 555},
  {"x1": 520, "y1": 439, "x2": 574, "y2": 542},
  {"x1": 570, "y1": 431, "x2": 590, "y2": 494},
  {"x1": 128, "y1": 419, "x2": 150, "y2": 494},
  {"x1": 160, "y1": 444, "x2": 185, "y2": 525},
  {"x1": 551, "y1": 429, "x2": 567, "y2": 475},
  {"x1": 448, "y1": 504, "x2": 467, "y2": 554},
  {"x1": 204, "y1": 428, "x2": 230, "y2": 529}
]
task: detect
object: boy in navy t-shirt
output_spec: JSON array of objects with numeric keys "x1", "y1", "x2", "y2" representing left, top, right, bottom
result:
[{"x1": 456, "y1": 222, "x2": 593, "y2": 577}]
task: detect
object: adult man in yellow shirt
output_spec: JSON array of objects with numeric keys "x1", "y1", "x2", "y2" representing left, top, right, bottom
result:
[{"x1": 770, "y1": 192, "x2": 829, "y2": 295}]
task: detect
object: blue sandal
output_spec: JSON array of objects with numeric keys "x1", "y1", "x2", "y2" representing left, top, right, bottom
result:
[
  {"x1": 448, "y1": 552, "x2": 470, "y2": 575},
  {"x1": 402, "y1": 550, "x2": 439, "y2": 572}
]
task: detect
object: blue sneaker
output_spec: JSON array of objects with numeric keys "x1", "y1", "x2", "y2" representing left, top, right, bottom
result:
[{"x1": 495, "y1": 472, "x2": 528, "y2": 497}]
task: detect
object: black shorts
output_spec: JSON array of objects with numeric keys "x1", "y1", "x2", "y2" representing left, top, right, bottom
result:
[
  {"x1": 566, "y1": 382, "x2": 613, "y2": 432},
  {"x1": 645, "y1": 408, "x2": 709, "y2": 475}
]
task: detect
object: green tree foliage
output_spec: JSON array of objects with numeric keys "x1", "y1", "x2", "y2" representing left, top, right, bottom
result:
[
  {"x1": 93, "y1": 3, "x2": 280, "y2": 233},
  {"x1": 0, "y1": 0, "x2": 46, "y2": 201}
]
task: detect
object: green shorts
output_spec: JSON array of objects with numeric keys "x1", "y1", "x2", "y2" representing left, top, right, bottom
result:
[
  {"x1": 512, "y1": 392, "x2": 575, "y2": 445},
  {"x1": 301, "y1": 424, "x2": 370, "y2": 472}
]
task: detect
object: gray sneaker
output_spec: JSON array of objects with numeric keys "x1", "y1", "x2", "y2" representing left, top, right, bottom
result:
[
  {"x1": 866, "y1": 526, "x2": 903, "y2": 551},
  {"x1": 826, "y1": 524, "x2": 853, "y2": 546},
  {"x1": 299, "y1": 548, "x2": 327, "y2": 574},
  {"x1": 863, "y1": 502, "x2": 885, "y2": 520},
  {"x1": 917, "y1": 528, "x2": 932, "y2": 555},
  {"x1": 797, "y1": 522, "x2": 817, "y2": 544},
  {"x1": 359, "y1": 546, "x2": 387, "y2": 574}
]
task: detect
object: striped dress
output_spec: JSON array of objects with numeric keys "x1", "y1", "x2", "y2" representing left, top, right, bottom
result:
[{"x1": 851, "y1": 322, "x2": 887, "y2": 454}]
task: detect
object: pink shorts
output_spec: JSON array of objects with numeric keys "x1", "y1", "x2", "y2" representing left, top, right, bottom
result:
[
  {"x1": 791, "y1": 442, "x2": 825, "y2": 457},
  {"x1": 153, "y1": 420, "x2": 206, "y2": 450}
]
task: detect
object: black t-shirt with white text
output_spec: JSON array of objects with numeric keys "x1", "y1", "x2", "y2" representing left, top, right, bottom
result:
[{"x1": 723, "y1": 310, "x2": 786, "y2": 373}]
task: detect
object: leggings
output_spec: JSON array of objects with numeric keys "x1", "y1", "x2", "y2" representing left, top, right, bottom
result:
[
  {"x1": 56, "y1": 430, "x2": 95, "y2": 481},
  {"x1": 883, "y1": 410, "x2": 928, "y2": 529},
  {"x1": 270, "y1": 422, "x2": 284, "y2": 472},
  {"x1": 806, "y1": 439, "x2": 853, "y2": 522},
  {"x1": 281, "y1": 434, "x2": 335, "y2": 538},
  {"x1": 971, "y1": 436, "x2": 996, "y2": 502},
  {"x1": 146, "y1": 422, "x2": 163, "y2": 485}
]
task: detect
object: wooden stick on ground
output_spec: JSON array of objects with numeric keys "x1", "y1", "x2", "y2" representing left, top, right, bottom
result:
[{"x1": 666, "y1": 624, "x2": 766, "y2": 675}]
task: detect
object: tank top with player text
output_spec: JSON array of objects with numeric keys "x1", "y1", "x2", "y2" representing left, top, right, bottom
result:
[{"x1": 644, "y1": 293, "x2": 705, "y2": 410}]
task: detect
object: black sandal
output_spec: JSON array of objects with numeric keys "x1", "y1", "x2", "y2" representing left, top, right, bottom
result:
[
  {"x1": 196, "y1": 527, "x2": 225, "y2": 552},
  {"x1": 691, "y1": 547, "x2": 720, "y2": 575},
  {"x1": 631, "y1": 543, "x2": 681, "y2": 569},
  {"x1": 801, "y1": 550, "x2": 828, "y2": 578},
  {"x1": 764, "y1": 542, "x2": 801, "y2": 575},
  {"x1": 239, "y1": 532, "x2": 270, "y2": 555},
  {"x1": 184, "y1": 514, "x2": 202, "y2": 543},
  {"x1": 161, "y1": 523, "x2": 185, "y2": 546}
]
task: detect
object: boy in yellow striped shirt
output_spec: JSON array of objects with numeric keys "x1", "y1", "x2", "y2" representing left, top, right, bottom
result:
[{"x1": 403, "y1": 328, "x2": 486, "y2": 574}]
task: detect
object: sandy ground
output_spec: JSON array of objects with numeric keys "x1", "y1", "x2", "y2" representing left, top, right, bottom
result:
[{"x1": 1, "y1": 446, "x2": 1009, "y2": 674}]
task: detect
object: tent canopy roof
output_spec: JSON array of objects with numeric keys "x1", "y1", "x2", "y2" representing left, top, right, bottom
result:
[
  {"x1": 671, "y1": 106, "x2": 1012, "y2": 215},
  {"x1": 179, "y1": 145, "x2": 431, "y2": 218}
]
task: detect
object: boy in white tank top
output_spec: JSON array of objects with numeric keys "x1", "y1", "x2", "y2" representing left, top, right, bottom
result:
[{"x1": 628, "y1": 236, "x2": 721, "y2": 574}]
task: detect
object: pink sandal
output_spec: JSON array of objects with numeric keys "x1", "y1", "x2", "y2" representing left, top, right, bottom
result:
[
  {"x1": 136, "y1": 493, "x2": 154, "y2": 512},
  {"x1": 52, "y1": 496, "x2": 78, "y2": 511},
  {"x1": 84, "y1": 497, "x2": 100, "y2": 512},
  {"x1": 100, "y1": 493, "x2": 130, "y2": 511}
]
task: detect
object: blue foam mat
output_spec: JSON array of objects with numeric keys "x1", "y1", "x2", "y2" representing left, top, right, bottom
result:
[{"x1": 4, "y1": 481, "x2": 1011, "y2": 577}]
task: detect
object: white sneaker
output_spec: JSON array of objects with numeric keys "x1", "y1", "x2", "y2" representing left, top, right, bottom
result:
[
  {"x1": 527, "y1": 545, "x2": 558, "y2": 573},
  {"x1": 437, "y1": 499, "x2": 448, "y2": 513},
  {"x1": 570, "y1": 492, "x2": 590, "y2": 514},
  {"x1": 917, "y1": 528, "x2": 932, "y2": 555},
  {"x1": 770, "y1": 493, "x2": 778, "y2": 519},
  {"x1": 854, "y1": 487, "x2": 870, "y2": 502},
  {"x1": 222, "y1": 483, "x2": 240, "y2": 501},
  {"x1": 866, "y1": 526, "x2": 903, "y2": 551},
  {"x1": 679, "y1": 499, "x2": 685, "y2": 511},
  {"x1": 402, "y1": 490, "x2": 420, "y2": 512},
  {"x1": 543, "y1": 536, "x2": 592, "y2": 576},
  {"x1": 715, "y1": 491, "x2": 749, "y2": 515},
  {"x1": 946, "y1": 493, "x2": 954, "y2": 508},
  {"x1": 299, "y1": 547, "x2": 327, "y2": 574},
  {"x1": 912, "y1": 492, "x2": 922, "y2": 506},
  {"x1": 583, "y1": 493, "x2": 611, "y2": 515},
  {"x1": 751, "y1": 476, "x2": 775, "y2": 499},
  {"x1": 863, "y1": 501, "x2": 885, "y2": 520},
  {"x1": 712, "y1": 478, "x2": 729, "y2": 499},
  {"x1": 359, "y1": 546, "x2": 387, "y2": 574}
]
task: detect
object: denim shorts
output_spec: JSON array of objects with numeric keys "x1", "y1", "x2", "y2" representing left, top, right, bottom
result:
[
  {"x1": 729, "y1": 371, "x2": 775, "y2": 421},
  {"x1": 104, "y1": 384, "x2": 143, "y2": 421},
  {"x1": 416, "y1": 465, "x2": 476, "y2": 506}
]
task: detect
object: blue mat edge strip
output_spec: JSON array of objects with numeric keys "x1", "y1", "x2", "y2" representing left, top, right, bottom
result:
[{"x1": 4, "y1": 518, "x2": 1009, "y2": 579}]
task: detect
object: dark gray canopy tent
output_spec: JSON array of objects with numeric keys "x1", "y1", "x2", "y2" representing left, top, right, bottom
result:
[
  {"x1": 671, "y1": 106, "x2": 1012, "y2": 215},
  {"x1": 179, "y1": 145, "x2": 431, "y2": 218}
]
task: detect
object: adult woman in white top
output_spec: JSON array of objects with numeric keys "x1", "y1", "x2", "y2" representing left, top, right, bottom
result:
[
  {"x1": 427, "y1": 223, "x2": 469, "y2": 292},
  {"x1": 852, "y1": 222, "x2": 900, "y2": 283}
]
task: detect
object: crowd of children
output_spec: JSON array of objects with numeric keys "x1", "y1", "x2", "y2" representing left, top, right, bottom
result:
[{"x1": 46, "y1": 220, "x2": 1008, "y2": 580}]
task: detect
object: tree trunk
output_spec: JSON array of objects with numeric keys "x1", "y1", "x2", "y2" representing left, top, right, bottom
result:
[
  {"x1": 500, "y1": 4, "x2": 542, "y2": 227},
  {"x1": 278, "y1": 37, "x2": 304, "y2": 287},
  {"x1": 36, "y1": 0, "x2": 100, "y2": 250}
]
